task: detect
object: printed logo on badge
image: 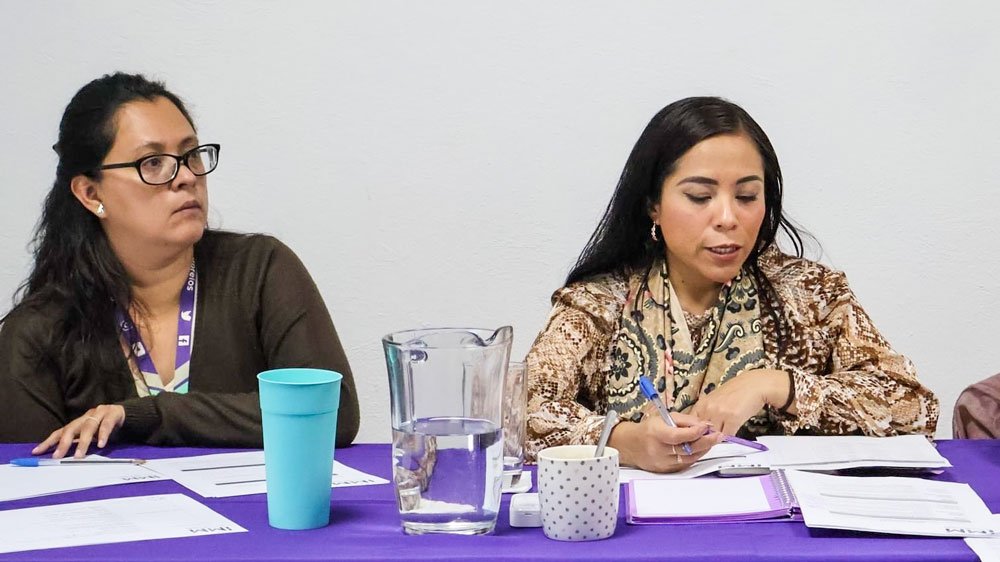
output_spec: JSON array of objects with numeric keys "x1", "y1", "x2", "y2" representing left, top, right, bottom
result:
[
  {"x1": 178, "y1": 335, "x2": 190, "y2": 347},
  {"x1": 132, "y1": 342, "x2": 146, "y2": 357}
]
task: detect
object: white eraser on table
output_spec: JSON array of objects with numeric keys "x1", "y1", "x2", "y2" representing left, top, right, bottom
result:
[{"x1": 509, "y1": 493, "x2": 542, "y2": 527}]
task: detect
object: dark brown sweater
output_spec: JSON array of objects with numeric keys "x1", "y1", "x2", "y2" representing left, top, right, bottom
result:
[{"x1": 0, "y1": 231, "x2": 360, "y2": 447}]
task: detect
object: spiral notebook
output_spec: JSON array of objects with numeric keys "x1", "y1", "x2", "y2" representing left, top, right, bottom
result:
[{"x1": 625, "y1": 470, "x2": 801, "y2": 524}]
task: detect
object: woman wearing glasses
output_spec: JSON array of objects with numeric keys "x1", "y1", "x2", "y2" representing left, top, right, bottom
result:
[
  {"x1": 0, "y1": 73, "x2": 360, "y2": 457},
  {"x1": 524, "y1": 97, "x2": 939, "y2": 473}
]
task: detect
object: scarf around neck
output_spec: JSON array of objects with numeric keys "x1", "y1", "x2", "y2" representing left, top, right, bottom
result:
[{"x1": 606, "y1": 261, "x2": 766, "y2": 423}]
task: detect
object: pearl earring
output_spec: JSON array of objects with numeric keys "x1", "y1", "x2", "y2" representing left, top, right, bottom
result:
[{"x1": 97, "y1": 203, "x2": 105, "y2": 216}]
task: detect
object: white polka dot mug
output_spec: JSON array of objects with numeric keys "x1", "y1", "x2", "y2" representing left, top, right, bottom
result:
[{"x1": 536, "y1": 445, "x2": 620, "y2": 541}]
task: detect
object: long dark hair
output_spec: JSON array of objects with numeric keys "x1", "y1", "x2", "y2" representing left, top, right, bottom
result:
[
  {"x1": 566, "y1": 96, "x2": 806, "y2": 286},
  {"x1": 3, "y1": 72, "x2": 195, "y2": 386}
]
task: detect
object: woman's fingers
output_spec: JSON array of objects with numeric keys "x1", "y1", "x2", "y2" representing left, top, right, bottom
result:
[
  {"x1": 73, "y1": 416, "x2": 101, "y2": 458},
  {"x1": 95, "y1": 405, "x2": 125, "y2": 448},
  {"x1": 629, "y1": 404, "x2": 730, "y2": 473},
  {"x1": 32, "y1": 405, "x2": 124, "y2": 459},
  {"x1": 652, "y1": 412, "x2": 709, "y2": 445},
  {"x1": 655, "y1": 442, "x2": 711, "y2": 473},
  {"x1": 97, "y1": 417, "x2": 117, "y2": 448},
  {"x1": 52, "y1": 420, "x2": 83, "y2": 459},
  {"x1": 686, "y1": 431, "x2": 724, "y2": 454},
  {"x1": 31, "y1": 428, "x2": 63, "y2": 455},
  {"x1": 669, "y1": 412, "x2": 706, "y2": 427}
]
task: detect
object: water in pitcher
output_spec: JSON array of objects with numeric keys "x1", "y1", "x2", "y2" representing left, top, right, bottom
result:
[{"x1": 392, "y1": 417, "x2": 503, "y2": 535}]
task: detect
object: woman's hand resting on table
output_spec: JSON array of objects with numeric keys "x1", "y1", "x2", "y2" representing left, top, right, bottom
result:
[
  {"x1": 32, "y1": 404, "x2": 126, "y2": 459},
  {"x1": 607, "y1": 406, "x2": 722, "y2": 473}
]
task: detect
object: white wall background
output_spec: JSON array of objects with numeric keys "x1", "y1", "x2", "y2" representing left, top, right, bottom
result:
[{"x1": 2, "y1": 1, "x2": 997, "y2": 441}]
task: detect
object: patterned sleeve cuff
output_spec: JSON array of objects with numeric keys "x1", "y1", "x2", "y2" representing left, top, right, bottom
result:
[
  {"x1": 569, "y1": 413, "x2": 613, "y2": 447},
  {"x1": 774, "y1": 367, "x2": 822, "y2": 434}
]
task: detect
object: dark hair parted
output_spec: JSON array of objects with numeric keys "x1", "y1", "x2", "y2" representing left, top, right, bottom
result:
[
  {"x1": 4, "y1": 72, "x2": 195, "y2": 388},
  {"x1": 566, "y1": 96, "x2": 806, "y2": 286}
]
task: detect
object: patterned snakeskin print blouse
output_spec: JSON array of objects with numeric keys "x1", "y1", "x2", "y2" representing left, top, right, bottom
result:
[{"x1": 524, "y1": 247, "x2": 939, "y2": 461}]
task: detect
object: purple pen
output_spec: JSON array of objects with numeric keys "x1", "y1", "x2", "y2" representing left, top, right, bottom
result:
[{"x1": 719, "y1": 434, "x2": 769, "y2": 452}]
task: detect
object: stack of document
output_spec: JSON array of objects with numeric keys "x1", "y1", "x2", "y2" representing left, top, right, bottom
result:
[
  {"x1": 757, "y1": 435, "x2": 951, "y2": 471},
  {"x1": 785, "y1": 470, "x2": 1000, "y2": 538},
  {"x1": 620, "y1": 435, "x2": 950, "y2": 482},
  {"x1": 625, "y1": 468, "x2": 1000, "y2": 538}
]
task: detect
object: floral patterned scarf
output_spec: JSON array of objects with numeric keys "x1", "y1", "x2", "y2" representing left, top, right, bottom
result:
[{"x1": 607, "y1": 261, "x2": 766, "y2": 423}]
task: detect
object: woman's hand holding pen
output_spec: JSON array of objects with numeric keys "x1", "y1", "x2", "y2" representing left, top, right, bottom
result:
[
  {"x1": 607, "y1": 408, "x2": 722, "y2": 473},
  {"x1": 690, "y1": 369, "x2": 794, "y2": 435},
  {"x1": 32, "y1": 404, "x2": 126, "y2": 459}
]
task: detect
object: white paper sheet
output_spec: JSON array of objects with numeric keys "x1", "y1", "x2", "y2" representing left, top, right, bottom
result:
[
  {"x1": 756, "y1": 435, "x2": 951, "y2": 470},
  {"x1": 0, "y1": 457, "x2": 165, "y2": 502},
  {"x1": 785, "y1": 470, "x2": 1000, "y2": 537},
  {"x1": 619, "y1": 441, "x2": 768, "y2": 482},
  {"x1": 0, "y1": 493, "x2": 245, "y2": 554},
  {"x1": 631, "y1": 477, "x2": 771, "y2": 517},
  {"x1": 143, "y1": 451, "x2": 388, "y2": 498},
  {"x1": 966, "y1": 516, "x2": 1000, "y2": 562}
]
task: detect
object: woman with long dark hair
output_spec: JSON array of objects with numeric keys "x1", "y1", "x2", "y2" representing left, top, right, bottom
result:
[
  {"x1": 0, "y1": 72, "x2": 359, "y2": 457},
  {"x1": 525, "y1": 97, "x2": 938, "y2": 473}
]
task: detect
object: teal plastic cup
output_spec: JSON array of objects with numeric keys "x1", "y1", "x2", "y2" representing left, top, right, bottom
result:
[{"x1": 258, "y1": 368, "x2": 343, "y2": 530}]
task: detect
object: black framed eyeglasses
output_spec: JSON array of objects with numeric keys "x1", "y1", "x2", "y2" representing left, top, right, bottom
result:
[{"x1": 99, "y1": 143, "x2": 221, "y2": 186}]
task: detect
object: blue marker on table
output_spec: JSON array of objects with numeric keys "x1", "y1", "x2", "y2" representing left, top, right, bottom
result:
[{"x1": 637, "y1": 376, "x2": 692, "y2": 455}]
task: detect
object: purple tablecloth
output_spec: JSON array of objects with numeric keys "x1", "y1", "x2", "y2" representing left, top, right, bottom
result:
[{"x1": 0, "y1": 440, "x2": 996, "y2": 561}]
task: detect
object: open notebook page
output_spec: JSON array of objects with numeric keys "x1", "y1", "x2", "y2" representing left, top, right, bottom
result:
[{"x1": 630, "y1": 476, "x2": 772, "y2": 517}]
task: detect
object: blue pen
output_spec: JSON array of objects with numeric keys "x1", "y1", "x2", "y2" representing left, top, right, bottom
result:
[
  {"x1": 9, "y1": 457, "x2": 145, "y2": 467},
  {"x1": 637, "y1": 376, "x2": 693, "y2": 455}
]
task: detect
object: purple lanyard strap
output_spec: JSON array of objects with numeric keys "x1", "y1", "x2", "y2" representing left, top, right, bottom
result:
[{"x1": 116, "y1": 261, "x2": 197, "y2": 391}]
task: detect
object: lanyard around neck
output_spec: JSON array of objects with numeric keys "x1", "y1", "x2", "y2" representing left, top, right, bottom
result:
[{"x1": 116, "y1": 261, "x2": 197, "y2": 378}]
